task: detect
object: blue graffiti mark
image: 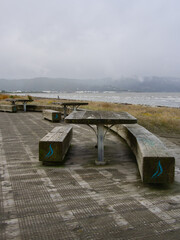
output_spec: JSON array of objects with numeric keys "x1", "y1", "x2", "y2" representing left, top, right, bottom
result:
[
  {"x1": 45, "y1": 144, "x2": 53, "y2": 158},
  {"x1": 152, "y1": 160, "x2": 163, "y2": 178},
  {"x1": 55, "y1": 114, "x2": 58, "y2": 119}
]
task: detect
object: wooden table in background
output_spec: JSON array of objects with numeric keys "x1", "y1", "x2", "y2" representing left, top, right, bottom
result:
[
  {"x1": 6, "y1": 99, "x2": 33, "y2": 112},
  {"x1": 53, "y1": 102, "x2": 88, "y2": 118}
]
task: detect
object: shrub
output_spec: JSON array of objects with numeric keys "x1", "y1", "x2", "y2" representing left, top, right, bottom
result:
[{"x1": 27, "y1": 95, "x2": 33, "y2": 101}]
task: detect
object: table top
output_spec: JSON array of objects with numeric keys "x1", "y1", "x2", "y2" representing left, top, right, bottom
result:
[
  {"x1": 53, "y1": 102, "x2": 88, "y2": 106},
  {"x1": 65, "y1": 110, "x2": 137, "y2": 125}
]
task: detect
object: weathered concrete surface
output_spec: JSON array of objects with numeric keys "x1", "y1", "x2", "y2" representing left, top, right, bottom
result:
[{"x1": 0, "y1": 112, "x2": 180, "y2": 240}]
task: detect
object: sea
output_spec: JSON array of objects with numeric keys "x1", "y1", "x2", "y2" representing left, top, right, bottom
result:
[{"x1": 13, "y1": 91, "x2": 180, "y2": 108}]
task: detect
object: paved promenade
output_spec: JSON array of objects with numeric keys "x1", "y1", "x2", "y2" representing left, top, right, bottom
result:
[{"x1": 0, "y1": 112, "x2": 180, "y2": 239}]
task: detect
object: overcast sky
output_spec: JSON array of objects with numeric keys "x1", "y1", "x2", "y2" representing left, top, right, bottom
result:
[{"x1": 0, "y1": 0, "x2": 180, "y2": 79}]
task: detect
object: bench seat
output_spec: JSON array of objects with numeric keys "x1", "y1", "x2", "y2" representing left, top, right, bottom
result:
[
  {"x1": 0, "y1": 105, "x2": 17, "y2": 113},
  {"x1": 25, "y1": 105, "x2": 64, "y2": 112},
  {"x1": 39, "y1": 126, "x2": 73, "y2": 165},
  {"x1": 43, "y1": 109, "x2": 61, "y2": 122},
  {"x1": 114, "y1": 124, "x2": 175, "y2": 183}
]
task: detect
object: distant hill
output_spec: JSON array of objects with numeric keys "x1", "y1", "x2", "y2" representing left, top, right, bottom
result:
[
  {"x1": 0, "y1": 77, "x2": 88, "y2": 92},
  {"x1": 0, "y1": 76, "x2": 180, "y2": 92},
  {"x1": 106, "y1": 77, "x2": 180, "y2": 92}
]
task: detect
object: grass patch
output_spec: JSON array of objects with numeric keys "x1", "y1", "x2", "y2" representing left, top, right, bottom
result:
[
  {"x1": 83, "y1": 101, "x2": 180, "y2": 135},
  {"x1": 0, "y1": 94, "x2": 33, "y2": 104},
  {"x1": 0, "y1": 94, "x2": 11, "y2": 100},
  {"x1": 0, "y1": 93, "x2": 25, "y2": 100}
]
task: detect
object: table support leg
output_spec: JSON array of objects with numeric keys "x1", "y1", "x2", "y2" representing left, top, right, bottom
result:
[
  {"x1": 95, "y1": 124, "x2": 106, "y2": 165},
  {"x1": 64, "y1": 106, "x2": 67, "y2": 119},
  {"x1": 23, "y1": 103, "x2": 26, "y2": 112}
]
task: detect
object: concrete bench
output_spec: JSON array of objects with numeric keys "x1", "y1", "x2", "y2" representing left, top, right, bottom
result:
[
  {"x1": 39, "y1": 126, "x2": 73, "y2": 165},
  {"x1": 0, "y1": 105, "x2": 17, "y2": 113},
  {"x1": 114, "y1": 124, "x2": 175, "y2": 184},
  {"x1": 23, "y1": 105, "x2": 64, "y2": 112},
  {"x1": 43, "y1": 109, "x2": 61, "y2": 122}
]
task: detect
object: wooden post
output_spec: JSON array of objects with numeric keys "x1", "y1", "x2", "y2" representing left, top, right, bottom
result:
[
  {"x1": 64, "y1": 106, "x2": 67, "y2": 119},
  {"x1": 23, "y1": 102, "x2": 27, "y2": 112},
  {"x1": 96, "y1": 124, "x2": 106, "y2": 165}
]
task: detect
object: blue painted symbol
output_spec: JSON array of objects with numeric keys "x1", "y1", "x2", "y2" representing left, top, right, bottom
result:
[
  {"x1": 55, "y1": 114, "x2": 58, "y2": 119},
  {"x1": 45, "y1": 144, "x2": 53, "y2": 158},
  {"x1": 152, "y1": 160, "x2": 163, "y2": 178}
]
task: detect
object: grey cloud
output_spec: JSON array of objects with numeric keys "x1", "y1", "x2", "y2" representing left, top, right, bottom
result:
[{"x1": 0, "y1": 0, "x2": 180, "y2": 79}]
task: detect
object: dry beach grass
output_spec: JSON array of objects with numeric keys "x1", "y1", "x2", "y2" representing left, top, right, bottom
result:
[{"x1": 83, "y1": 101, "x2": 180, "y2": 135}]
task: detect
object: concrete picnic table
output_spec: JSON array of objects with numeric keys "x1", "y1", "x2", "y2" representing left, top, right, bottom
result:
[
  {"x1": 6, "y1": 98, "x2": 33, "y2": 112},
  {"x1": 53, "y1": 102, "x2": 88, "y2": 118},
  {"x1": 65, "y1": 110, "x2": 137, "y2": 165}
]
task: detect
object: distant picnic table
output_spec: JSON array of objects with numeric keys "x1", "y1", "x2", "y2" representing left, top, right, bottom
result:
[
  {"x1": 6, "y1": 99, "x2": 33, "y2": 112},
  {"x1": 53, "y1": 102, "x2": 88, "y2": 118}
]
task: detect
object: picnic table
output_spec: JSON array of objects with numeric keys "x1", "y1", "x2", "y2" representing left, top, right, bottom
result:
[
  {"x1": 53, "y1": 102, "x2": 88, "y2": 118},
  {"x1": 6, "y1": 99, "x2": 33, "y2": 112},
  {"x1": 65, "y1": 110, "x2": 137, "y2": 165}
]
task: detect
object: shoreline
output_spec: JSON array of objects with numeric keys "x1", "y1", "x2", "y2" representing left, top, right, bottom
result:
[
  {"x1": 1, "y1": 93, "x2": 180, "y2": 137},
  {"x1": 4, "y1": 91, "x2": 180, "y2": 109}
]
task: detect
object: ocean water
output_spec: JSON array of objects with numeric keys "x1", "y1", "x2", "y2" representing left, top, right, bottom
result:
[{"x1": 14, "y1": 91, "x2": 180, "y2": 108}]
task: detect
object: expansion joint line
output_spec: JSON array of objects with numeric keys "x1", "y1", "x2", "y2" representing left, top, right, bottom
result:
[{"x1": 0, "y1": 130, "x2": 21, "y2": 240}]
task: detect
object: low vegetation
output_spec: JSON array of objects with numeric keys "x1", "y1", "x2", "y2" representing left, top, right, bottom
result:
[
  {"x1": 0, "y1": 94, "x2": 11, "y2": 100},
  {"x1": 82, "y1": 101, "x2": 180, "y2": 135},
  {"x1": 0, "y1": 93, "x2": 24, "y2": 100},
  {"x1": 0, "y1": 94, "x2": 34, "y2": 105},
  {"x1": 27, "y1": 95, "x2": 33, "y2": 101}
]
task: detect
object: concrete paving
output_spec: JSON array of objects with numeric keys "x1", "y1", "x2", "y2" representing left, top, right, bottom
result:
[{"x1": 0, "y1": 111, "x2": 180, "y2": 240}]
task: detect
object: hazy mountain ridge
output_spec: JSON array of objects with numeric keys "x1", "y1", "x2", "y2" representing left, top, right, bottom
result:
[{"x1": 0, "y1": 77, "x2": 180, "y2": 92}]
